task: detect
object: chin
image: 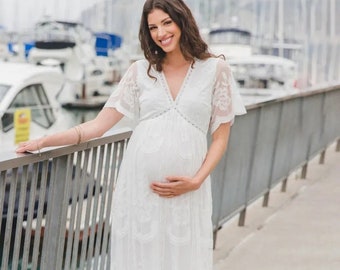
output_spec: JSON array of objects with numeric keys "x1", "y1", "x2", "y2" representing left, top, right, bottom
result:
[{"x1": 161, "y1": 46, "x2": 176, "y2": 54}]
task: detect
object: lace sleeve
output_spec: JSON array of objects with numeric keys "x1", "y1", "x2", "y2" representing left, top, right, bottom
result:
[
  {"x1": 104, "y1": 62, "x2": 139, "y2": 120},
  {"x1": 210, "y1": 59, "x2": 246, "y2": 134}
]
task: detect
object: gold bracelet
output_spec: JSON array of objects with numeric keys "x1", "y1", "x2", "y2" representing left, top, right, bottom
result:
[
  {"x1": 36, "y1": 139, "x2": 41, "y2": 156},
  {"x1": 78, "y1": 125, "x2": 83, "y2": 143},
  {"x1": 74, "y1": 126, "x2": 81, "y2": 145}
]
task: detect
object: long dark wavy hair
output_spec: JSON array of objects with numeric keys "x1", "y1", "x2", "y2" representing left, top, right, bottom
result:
[{"x1": 139, "y1": 0, "x2": 215, "y2": 77}]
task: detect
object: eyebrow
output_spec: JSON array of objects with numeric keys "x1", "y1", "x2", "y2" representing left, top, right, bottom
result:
[{"x1": 148, "y1": 16, "x2": 171, "y2": 26}]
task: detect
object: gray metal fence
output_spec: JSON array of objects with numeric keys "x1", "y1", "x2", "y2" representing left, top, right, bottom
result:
[
  {"x1": 211, "y1": 84, "x2": 340, "y2": 243},
  {"x1": 1, "y1": 85, "x2": 339, "y2": 269},
  {"x1": 0, "y1": 132, "x2": 131, "y2": 270}
]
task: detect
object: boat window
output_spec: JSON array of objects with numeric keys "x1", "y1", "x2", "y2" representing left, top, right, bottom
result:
[
  {"x1": 0, "y1": 84, "x2": 11, "y2": 101},
  {"x1": 209, "y1": 29, "x2": 251, "y2": 45},
  {"x1": 1, "y1": 84, "x2": 56, "y2": 132}
]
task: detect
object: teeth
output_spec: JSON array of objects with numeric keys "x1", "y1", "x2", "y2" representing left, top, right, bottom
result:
[{"x1": 161, "y1": 37, "x2": 171, "y2": 45}]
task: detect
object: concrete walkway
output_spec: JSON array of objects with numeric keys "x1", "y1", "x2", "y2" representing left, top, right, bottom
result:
[{"x1": 213, "y1": 142, "x2": 340, "y2": 270}]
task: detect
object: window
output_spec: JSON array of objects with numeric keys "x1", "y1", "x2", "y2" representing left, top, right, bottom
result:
[
  {"x1": 1, "y1": 84, "x2": 56, "y2": 132},
  {"x1": 0, "y1": 84, "x2": 11, "y2": 101}
]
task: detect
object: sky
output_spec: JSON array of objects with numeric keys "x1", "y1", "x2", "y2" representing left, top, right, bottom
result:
[
  {"x1": 0, "y1": 0, "x2": 204, "y2": 32},
  {"x1": 0, "y1": 0, "x2": 98, "y2": 31}
]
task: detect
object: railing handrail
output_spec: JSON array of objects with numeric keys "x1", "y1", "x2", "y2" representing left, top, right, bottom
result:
[
  {"x1": 0, "y1": 131, "x2": 132, "y2": 170},
  {"x1": 2, "y1": 82, "x2": 339, "y2": 167}
]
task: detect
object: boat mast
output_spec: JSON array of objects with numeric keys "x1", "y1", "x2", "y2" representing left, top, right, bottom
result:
[
  {"x1": 328, "y1": 0, "x2": 336, "y2": 81},
  {"x1": 268, "y1": 0, "x2": 277, "y2": 55},
  {"x1": 278, "y1": 0, "x2": 284, "y2": 57}
]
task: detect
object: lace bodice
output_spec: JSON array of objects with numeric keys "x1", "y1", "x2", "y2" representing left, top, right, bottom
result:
[{"x1": 105, "y1": 57, "x2": 246, "y2": 134}]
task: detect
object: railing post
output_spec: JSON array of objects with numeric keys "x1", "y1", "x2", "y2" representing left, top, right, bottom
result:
[
  {"x1": 281, "y1": 177, "x2": 288, "y2": 192},
  {"x1": 262, "y1": 191, "x2": 270, "y2": 207},
  {"x1": 238, "y1": 208, "x2": 247, "y2": 227},
  {"x1": 319, "y1": 150, "x2": 326, "y2": 164},
  {"x1": 336, "y1": 139, "x2": 340, "y2": 152},
  {"x1": 213, "y1": 229, "x2": 218, "y2": 249},
  {"x1": 40, "y1": 155, "x2": 72, "y2": 270},
  {"x1": 301, "y1": 163, "x2": 308, "y2": 179}
]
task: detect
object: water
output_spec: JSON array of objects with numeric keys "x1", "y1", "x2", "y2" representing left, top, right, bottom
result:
[
  {"x1": 60, "y1": 107, "x2": 101, "y2": 126},
  {"x1": 60, "y1": 106, "x2": 134, "y2": 135}
]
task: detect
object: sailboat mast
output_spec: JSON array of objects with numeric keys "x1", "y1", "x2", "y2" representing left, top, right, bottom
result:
[{"x1": 278, "y1": 0, "x2": 284, "y2": 57}]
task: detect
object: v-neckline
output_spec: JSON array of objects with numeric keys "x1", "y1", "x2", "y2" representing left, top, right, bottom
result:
[{"x1": 160, "y1": 64, "x2": 193, "y2": 103}]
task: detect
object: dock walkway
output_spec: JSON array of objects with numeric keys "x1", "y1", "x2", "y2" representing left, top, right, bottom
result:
[{"x1": 214, "y1": 142, "x2": 340, "y2": 270}]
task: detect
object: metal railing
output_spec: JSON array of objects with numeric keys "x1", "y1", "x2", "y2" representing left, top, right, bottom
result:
[
  {"x1": 211, "y1": 84, "x2": 340, "y2": 244},
  {"x1": 1, "y1": 85, "x2": 339, "y2": 269},
  {"x1": 0, "y1": 132, "x2": 131, "y2": 269}
]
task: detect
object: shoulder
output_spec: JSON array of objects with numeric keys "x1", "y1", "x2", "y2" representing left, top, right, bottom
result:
[
  {"x1": 213, "y1": 57, "x2": 233, "y2": 77},
  {"x1": 202, "y1": 57, "x2": 234, "y2": 85},
  {"x1": 133, "y1": 59, "x2": 149, "y2": 70},
  {"x1": 123, "y1": 59, "x2": 148, "y2": 78},
  {"x1": 130, "y1": 59, "x2": 155, "y2": 76},
  {"x1": 214, "y1": 56, "x2": 231, "y2": 70},
  {"x1": 196, "y1": 56, "x2": 230, "y2": 70}
]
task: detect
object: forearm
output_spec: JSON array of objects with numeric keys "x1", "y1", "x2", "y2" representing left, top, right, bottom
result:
[
  {"x1": 16, "y1": 108, "x2": 124, "y2": 153},
  {"x1": 193, "y1": 123, "x2": 231, "y2": 186},
  {"x1": 39, "y1": 126, "x2": 80, "y2": 148},
  {"x1": 193, "y1": 139, "x2": 227, "y2": 185},
  {"x1": 39, "y1": 120, "x2": 101, "y2": 148},
  {"x1": 39, "y1": 108, "x2": 123, "y2": 149}
]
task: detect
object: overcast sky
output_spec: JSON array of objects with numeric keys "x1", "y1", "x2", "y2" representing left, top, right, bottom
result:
[{"x1": 0, "y1": 0, "x2": 98, "y2": 31}]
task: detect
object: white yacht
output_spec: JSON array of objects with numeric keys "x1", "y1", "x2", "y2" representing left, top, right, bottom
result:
[
  {"x1": 208, "y1": 27, "x2": 253, "y2": 58},
  {"x1": 229, "y1": 54, "x2": 298, "y2": 89},
  {"x1": 27, "y1": 20, "x2": 117, "y2": 99},
  {"x1": 208, "y1": 28, "x2": 299, "y2": 104},
  {"x1": 0, "y1": 62, "x2": 70, "y2": 150},
  {"x1": 0, "y1": 62, "x2": 133, "y2": 151}
]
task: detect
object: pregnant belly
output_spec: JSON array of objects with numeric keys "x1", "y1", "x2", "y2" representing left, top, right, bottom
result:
[
  {"x1": 129, "y1": 131, "x2": 206, "y2": 183},
  {"x1": 127, "y1": 113, "x2": 207, "y2": 182},
  {"x1": 140, "y1": 140, "x2": 200, "y2": 182}
]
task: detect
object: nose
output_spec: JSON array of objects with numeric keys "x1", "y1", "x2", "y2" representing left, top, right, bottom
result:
[{"x1": 157, "y1": 26, "x2": 166, "y2": 37}]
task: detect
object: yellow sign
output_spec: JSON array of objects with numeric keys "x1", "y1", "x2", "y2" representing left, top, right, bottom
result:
[{"x1": 14, "y1": 109, "x2": 31, "y2": 144}]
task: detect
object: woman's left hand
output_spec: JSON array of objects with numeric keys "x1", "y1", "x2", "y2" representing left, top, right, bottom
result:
[{"x1": 150, "y1": 176, "x2": 201, "y2": 198}]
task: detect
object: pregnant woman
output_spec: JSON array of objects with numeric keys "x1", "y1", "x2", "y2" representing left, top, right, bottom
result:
[{"x1": 16, "y1": 0, "x2": 246, "y2": 269}]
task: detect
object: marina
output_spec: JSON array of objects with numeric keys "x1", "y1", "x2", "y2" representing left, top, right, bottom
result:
[
  {"x1": 0, "y1": 61, "x2": 132, "y2": 150},
  {"x1": 0, "y1": 0, "x2": 339, "y2": 269}
]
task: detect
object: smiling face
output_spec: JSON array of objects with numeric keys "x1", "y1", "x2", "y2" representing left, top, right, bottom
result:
[{"x1": 147, "y1": 8, "x2": 182, "y2": 56}]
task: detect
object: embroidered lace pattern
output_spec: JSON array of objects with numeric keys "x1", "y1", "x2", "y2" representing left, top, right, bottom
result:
[{"x1": 104, "y1": 58, "x2": 246, "y2": 270}]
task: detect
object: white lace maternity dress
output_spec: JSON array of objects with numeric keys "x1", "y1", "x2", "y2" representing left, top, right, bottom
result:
[{"x1": 104, "y1": 57, "x2": 246, "y2": 270}]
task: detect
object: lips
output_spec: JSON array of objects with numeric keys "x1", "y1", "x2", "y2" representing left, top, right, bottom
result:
[{"x1": 160, "y1": 36, "x2": 172, "y2": 46}]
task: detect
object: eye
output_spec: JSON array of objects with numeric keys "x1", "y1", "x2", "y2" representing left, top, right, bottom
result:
[
  {"x1": 164, "y1": 20, "x2": 172, "y2": 25},
  {"x1": 149, "y1": 26, "x2": 157, "y2": 31}
]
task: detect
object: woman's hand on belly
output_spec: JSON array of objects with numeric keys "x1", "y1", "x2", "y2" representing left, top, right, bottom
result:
[{"x1": 150, "y1": 176, "x2": 201, "y2": 198}]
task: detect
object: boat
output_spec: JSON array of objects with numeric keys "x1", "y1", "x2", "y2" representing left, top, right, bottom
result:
[
  {"x1": 27, "y1": 20, "x2": 120, "y2": 99},
  {"x1": 0, "y1": 62, "x2": 70, "y2": 150},
  {"x1": 207, "y1": 27, "x2": 300, "y2": 104},
  {"x1": 208, "y1": 27, "x2": 253, "y2": 59},
  {"x1": 229, "y1": 55, "x2": 299, "y2": 105},
  {"x1": 229, "y1": 54, "x2": 298, "y2": 89},
  {"x1": 0, "y1": 62, "x2": 133, "y2": 151}
]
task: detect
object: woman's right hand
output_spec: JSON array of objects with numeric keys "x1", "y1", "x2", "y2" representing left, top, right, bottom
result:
[{"x1": 16, "y1": 139, "x2": 41, "y2": 153}]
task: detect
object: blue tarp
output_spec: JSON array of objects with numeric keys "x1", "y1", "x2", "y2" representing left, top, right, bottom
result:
[{"x1": 94, "y1": 32, "x2": 122, "y2": 56}]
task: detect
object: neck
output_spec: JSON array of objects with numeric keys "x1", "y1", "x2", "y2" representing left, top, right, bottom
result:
[{"x1": 163, "y1": 50, "x2": 190, "y2": 68}]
